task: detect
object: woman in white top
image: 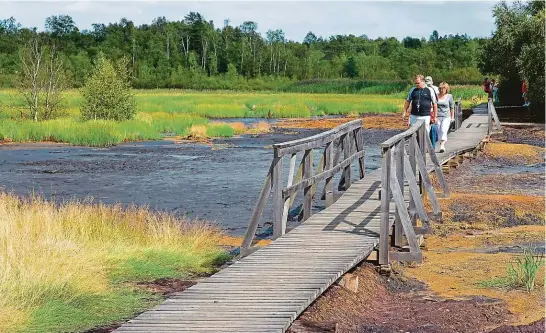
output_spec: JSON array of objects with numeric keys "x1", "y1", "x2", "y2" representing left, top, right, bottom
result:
[{"x1": 436, "y1": 82, "x2": 454, "y2": 153}]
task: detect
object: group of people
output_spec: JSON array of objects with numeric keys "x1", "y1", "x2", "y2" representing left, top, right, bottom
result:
[
  {"x1": 402, "y1": 74, "x2": 454, "y2": 153},
  {"x1": 483, "y1": 78, "x2": 499, "y2": 104}
]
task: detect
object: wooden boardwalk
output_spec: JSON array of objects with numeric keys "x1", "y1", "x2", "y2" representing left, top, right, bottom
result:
[{"x1": 115, "y1": 103, "x2": 495, "y2": 333}]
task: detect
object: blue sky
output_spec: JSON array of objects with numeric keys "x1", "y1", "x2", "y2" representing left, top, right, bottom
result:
[{"x1": 1, "y1": 1, "x2": 498, "y2": 41}]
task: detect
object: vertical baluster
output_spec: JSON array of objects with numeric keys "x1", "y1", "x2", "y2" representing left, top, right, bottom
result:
[
  {"x1": 379, "y1": 147, "x2": 391, "y2": 265},
  {"x1": 324, "y1": 141, "x2": 334, "y2": 207},
  {"x1": 303, "y1": 149, "x2": 312, "y2": 221},
  {"x1": 393, "y1": 140, "x2": 405, "y2": 247},
  {"x1": 272, "y1": 154, "x2": 284, "y2": 239}
]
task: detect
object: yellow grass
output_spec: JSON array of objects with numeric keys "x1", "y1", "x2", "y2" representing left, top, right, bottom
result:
[
  {"x1": 485, "y1": 142, "x2": 545, "y2": 164},
  {"x1": 0, "y1": 192, "x2": 225, "y2": 330},
  {"x1": 189, "y1": 125, "x2": 208, "y2": 139},
  {"x1": 228, "y1": 122, "x2": 246, "y2": 135},
  {"x1": 247, "y1": 121, "x2": 271, "y2": 134},
  {"x1": 404, "y1": 250, "x2": 545, "y2": 325}
]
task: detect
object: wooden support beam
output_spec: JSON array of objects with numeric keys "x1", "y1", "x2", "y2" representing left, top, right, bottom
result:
[{"x1": 302, "y1": 149, "x2": 312, "y2": 222}]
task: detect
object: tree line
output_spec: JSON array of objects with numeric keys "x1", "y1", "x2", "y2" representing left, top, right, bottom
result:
[{"x1": 0, "y1": 12, "x2": 486, "y2": 90}]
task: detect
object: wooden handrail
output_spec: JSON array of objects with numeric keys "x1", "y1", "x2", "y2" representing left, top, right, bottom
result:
[
  {"x1": 379, "y1": 119, "x2": 450, "y2": 265},
  {"x1": 273, "y1": 119, "x2": 362, "y2": 156},
  {"x1": 380, "y1": 119, "x2": 425, "y2": 149},
  {"x1": 241, "y1": 119, "x2": 366, "y2": 257}
]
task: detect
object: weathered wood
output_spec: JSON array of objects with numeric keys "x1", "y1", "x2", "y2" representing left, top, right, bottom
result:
[
  {"x1": 403, "y1": 154, "x2": 428, "y2": 223},
  {"x1": 408, "y1": 132, "x2": 417, "y2": 223},
  {"x1": 283, "y1": 150, "x2": 365, "y2": 198},
  {"x1": 412, "y1": 136, "x2": 442, "y2": 215},
  {"x1": 343, "y1": 133, "x2": 352, "y2": 189},
  {"x1": 424, "y1": 129, "x2": 450, "y2": 197},
  {"x1": 272, "y1": 156, "x2": 284, "y2": 239},
  {"x1": 274, "y1": 120, "x2": 362, "y2": 156},
  {"x1": 118, "y1": 114, "x2": 493, "y2": 333},
  {"x1": 393, "y1": 141, "x2": 404, "y2": 247},
  {"x1": 379, "y1": 148, "x2": 391, "y2": 265},
  {"x1": 241, "y1": 160, "x2": 274, "y2": 251},
  {"x1": 281, "y1": 153, "x2": 297, "y2": 233},
  {"x1": 354, "y1": 127, "x2": 365, "y2": 179},
  {"x1": 489, "y1": 99, "x2": 501, "y2": 131},
  {"x1": 324, "y1": 141, "x2": 334, "y2": 207},
  {"x1": 389, "y1": 161, "x2": 422, "y2": 261},
  {"x1": 380, "y1": 119, "x2": 425, "y2": 148},
  {"x1": 303, "y1": 149, "x2": 312, "y2": 221}
]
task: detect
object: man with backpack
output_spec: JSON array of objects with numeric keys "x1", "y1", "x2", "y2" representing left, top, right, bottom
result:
[{"x1": 402, "y1": 74, "x2": 438, "y2": 133}]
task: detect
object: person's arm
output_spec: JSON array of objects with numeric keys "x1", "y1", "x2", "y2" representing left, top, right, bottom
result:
[
  {"x1": 449, "y1": 95, "x2": 454, "y2": 119},
  {"x1": 403, "y1": 100, "x2": 410, "y2": 119},
  {"x1": 432, "y1": 104, "x2": 438, "y2": 123},
  {"x1": 430, "y1": 87, "x2": 437, "y2": 123}
]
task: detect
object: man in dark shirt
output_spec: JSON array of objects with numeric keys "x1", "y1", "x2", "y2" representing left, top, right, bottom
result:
[{"x1": 402, "y1": 74, "x2": 437, "y2": 132}]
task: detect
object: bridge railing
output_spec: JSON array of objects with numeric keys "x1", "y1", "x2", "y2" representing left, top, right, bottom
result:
[
  {"x1": 487, "y1": 98, "x2": 502, "y2": 134},
  {"x1": 453, "y1": 98, "x2": 463, "y2": 131},
  {"x1": 378, "y1": 119, "x2": 450, "y2": 265},
  {"x1": 241, "y1": 119, "x2": 365, "y2": 257}
]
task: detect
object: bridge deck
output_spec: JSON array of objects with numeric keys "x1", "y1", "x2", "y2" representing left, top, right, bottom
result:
[{"x1": 115, "y1": 109, "x2": 491, "y2": 333}]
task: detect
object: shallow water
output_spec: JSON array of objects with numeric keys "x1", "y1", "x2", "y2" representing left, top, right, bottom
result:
[{"x1": 0, "y1": 127, "x2": 401, "y2": 235}]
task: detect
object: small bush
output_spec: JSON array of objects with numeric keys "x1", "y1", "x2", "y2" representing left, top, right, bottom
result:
[
  {"x1": 81, "y1": 54, "x2": 136, "y2": 121},
  {"x1": 206, "y1": 124, "x2": 235, "y2": 137}
]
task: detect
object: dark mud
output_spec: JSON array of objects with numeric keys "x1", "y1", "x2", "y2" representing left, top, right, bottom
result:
[
  {"x1": 0, "y1": 126, "x2": 402, "y2": 235},
  {"x1": 288, "y1": 264, "x2": 514, "y2": 333}
]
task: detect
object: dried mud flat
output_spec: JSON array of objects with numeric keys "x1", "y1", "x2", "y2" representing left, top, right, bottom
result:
[
  {"x1": 289, "y1": 125, "x2": 545, "y2": 332},
  {"x1": 0, "y1": 126, "x2": 401, "y2": 235}
]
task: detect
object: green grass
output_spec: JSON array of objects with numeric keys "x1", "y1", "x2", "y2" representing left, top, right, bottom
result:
[
  {"x1": 205, "y1": 123, "x2": 235, "y2": 137},
  {"x1": 0, "y1": 193, "x2": 230, "y2": 333},
  {"x1": 477, "y1": 247, "x2": 544, "y2": 292},
  {"x1": 0, "y1": 85, "x2": 487, "y2": 146},
  {"x1": 21, "y1": 289, "x2": 161, "y2": 333}
]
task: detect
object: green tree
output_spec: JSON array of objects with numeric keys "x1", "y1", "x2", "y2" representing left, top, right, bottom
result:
[
  {"x1": 81, "y1": 54, "x2": 135, "y2": 121},
  {"x1": 480, "y1": 1, "x2": 545, "y2": 106}
]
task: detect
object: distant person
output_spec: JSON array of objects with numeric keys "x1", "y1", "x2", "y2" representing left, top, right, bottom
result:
[
  {"x1": 402, "y1": 74, "x2": 438, "y2": 132},
  {"x1": 492, "y1": 79, "x2": 499, "y2": 104},
  {"x1": 483, "y1": 77, "x2": 493, "y2": 100},
  {"x1": 425, "y1": 76, "x2": 439, "y2": 97},
  {"x1": 522, "y1": 80, "x2": 529, "y2": 106},
  {"x1": 436, "y1": 82, "x2": 454, "y2": 153}
]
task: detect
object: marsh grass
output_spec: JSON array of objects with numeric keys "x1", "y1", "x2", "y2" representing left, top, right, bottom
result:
[
  {"x1": 478, "y1": 247, "x2": 544, "y2": 292},
  {"x1": 0, "y1": 192, "x2": 228, "y2": 332}
]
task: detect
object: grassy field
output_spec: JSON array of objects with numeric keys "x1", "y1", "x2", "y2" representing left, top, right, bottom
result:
[
  {"x1": 0, "y1": 86, "x2": 487, "y2": 147},
  {"x1": 0, "y1": 192, "x2": 230, "y2": 333}
]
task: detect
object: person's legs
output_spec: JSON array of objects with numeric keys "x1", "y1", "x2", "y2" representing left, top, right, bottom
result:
[
  {"x1": 410, "y1": 115, "x2": 430, "y2": 132},
  {"x1": 438, "y1": 117, "x2": 450, "y2": 152}
]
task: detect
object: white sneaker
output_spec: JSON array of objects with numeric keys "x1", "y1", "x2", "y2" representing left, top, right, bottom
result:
[{"x1": 439, "y1": 143, "x2": 445, "y2": 153}]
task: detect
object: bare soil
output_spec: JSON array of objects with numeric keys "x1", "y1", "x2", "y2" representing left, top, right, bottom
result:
[{"x1": 289, "y1": 264, "x2": 514, "y2": 333}]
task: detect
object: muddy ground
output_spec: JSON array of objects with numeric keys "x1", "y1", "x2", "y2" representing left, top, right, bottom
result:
[
  {"x1": 0, "y1": 125, "x2": 401, "y2": 235},
  {"x1": 288, "y1": 124, "x2": 545, "y2": 332}
]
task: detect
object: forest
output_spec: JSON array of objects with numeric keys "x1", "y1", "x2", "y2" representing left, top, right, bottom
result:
[{"x1": 0, "y1": 12, "x2": 486, "y2": 90}]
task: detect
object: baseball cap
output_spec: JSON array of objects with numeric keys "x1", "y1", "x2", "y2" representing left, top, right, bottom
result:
[{"x1": 424, "y1": 76, "x2": 433, "y2": 85}]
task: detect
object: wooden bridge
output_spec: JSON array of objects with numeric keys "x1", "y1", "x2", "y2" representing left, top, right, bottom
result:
[{"x1": 115, "y1": 100, "x2": 501, "y2": 333}]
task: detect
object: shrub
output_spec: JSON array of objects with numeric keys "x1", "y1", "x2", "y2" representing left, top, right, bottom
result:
[{"x1": 81, "y1": 54, "x2": 136, "y2": 121}]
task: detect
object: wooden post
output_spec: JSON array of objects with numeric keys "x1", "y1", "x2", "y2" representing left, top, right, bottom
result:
[
  {"x1": 303, "y1": 149, "x2": 312, "y2": 221},
  {"x1": 487, "y1": 100, "x2": 493, "y2": 134},
  {"x1": 281, "y1": 153, "x2": 297, "y2": 233},
  {"x1": 241, "y1": 161, "x2": 274, "y2": 251},
  {"x1": 408, "y1": 133, "x2": 417, "y2": 224},
  {"x1": 324, "y1": 141, "x2": 334, "y2": 207},
  {"x1": 343, "y1": 133, "x2": 352, "y2": 189},
  {"x1": 379, "y1": 147, "x2": 391, "y2": 265},
  {"x1": 393, "y1": 140, "x2": 404, "y2": 247},
  {"x1": 272, "y1": 155, "x2": 284, "y2": 239},
  {"x1": 354, "y1": 127, "x2": 365, "y2": 179}
]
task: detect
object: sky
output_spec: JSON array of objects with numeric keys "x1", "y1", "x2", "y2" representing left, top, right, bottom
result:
[{"x1": 1, "y1": 1, "x2": 499, "y2": 42}]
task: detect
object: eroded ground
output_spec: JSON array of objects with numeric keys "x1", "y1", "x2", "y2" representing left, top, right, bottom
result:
[{"x1": 289, "y1": 124, "x2": 545, "y2": 332}]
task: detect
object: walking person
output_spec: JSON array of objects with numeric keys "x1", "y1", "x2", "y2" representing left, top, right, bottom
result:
[
  {"x1": 492, "y1": 79, "x2": 499, "y2": 104},
  {"x1": 402, "y1": 74, "x2": 438, "y2": 133},
  {"x1": 425, "y1": 76, "x2": 439, "y2": 96},
  {"x1": 522, "y1": 80, "x2": 529, "y2": 106},
  {"x1": 436, "y1": 82, "x2": 454, "y2": 153}
]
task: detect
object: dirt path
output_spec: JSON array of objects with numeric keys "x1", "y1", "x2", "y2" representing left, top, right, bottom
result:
[{"x1": 289, "y1": 124, "x2": 545, "y2": 333}]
